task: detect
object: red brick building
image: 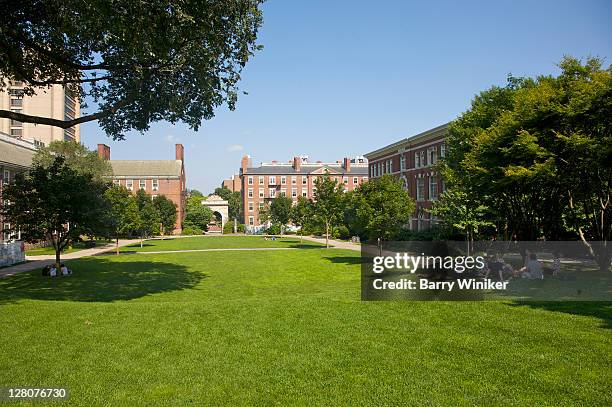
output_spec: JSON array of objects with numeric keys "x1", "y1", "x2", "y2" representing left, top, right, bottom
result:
[
  {"x1": 98, "y1": 143, "x2": 187, "y2": 233},
  {"x1": 221, "y1": 174, "x2": 241, "y2": 193},
  {"x1": 364, "y1": 123, "x2": 448, "y2": 230},
  {"x1": 239, "y1": 155, "x2": 369, "y2": 227}
]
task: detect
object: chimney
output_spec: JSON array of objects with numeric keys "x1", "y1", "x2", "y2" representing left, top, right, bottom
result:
[
  {"x1": 343, "y1": 157, "x2": 351, "y2": 172},
  {"x1": 175, "y1": 144, "x2": 184, "y2": 162},
  {"x1": 241, "y1": 155, "x2": 250, "y2": 174},
  {"x1": 293, "y1": 156, "x2": 301, "y2": 172},
  {"x1": 97, "y1": 144, "x2": 110, "y2": 160}
]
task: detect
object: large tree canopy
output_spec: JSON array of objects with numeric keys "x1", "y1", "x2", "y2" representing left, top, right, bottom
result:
[{"x1": 0, "y1": 0, "x2": 264, "y2": 139}]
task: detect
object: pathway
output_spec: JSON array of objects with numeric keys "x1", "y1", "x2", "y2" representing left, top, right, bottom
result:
[
  {"x1": 299, "y1": 235, "x2": 361, "y2": 251},
  {"x1": 0, "y1": 239, "x2": 138, "y2": 278}
]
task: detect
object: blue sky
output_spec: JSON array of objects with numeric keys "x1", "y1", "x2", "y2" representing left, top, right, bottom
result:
[{"x1": 80, "y1": 0, "x2": 612, "y2": 193}]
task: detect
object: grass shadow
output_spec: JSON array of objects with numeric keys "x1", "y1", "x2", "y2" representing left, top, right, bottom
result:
[
  {"x1": 0, "y1": 257, "x2": 204, "y2": 303},
  {"x1": 507, "y1": 301, "x2": 612, "y2": 329},
  {"x1": 323, "y1": 256, "x2": 364, "y2": 265}
]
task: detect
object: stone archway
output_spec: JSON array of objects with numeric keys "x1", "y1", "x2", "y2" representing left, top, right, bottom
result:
[{"x1": 202, "y1": 195, "x2": 229, "y2": 234}]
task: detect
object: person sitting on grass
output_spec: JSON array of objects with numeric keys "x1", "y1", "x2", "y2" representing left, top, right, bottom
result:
[
  {"x1": 60, "y1": 264, "x2": 72, "y2": 276},
  {"x1": 484, "y1": 253, "x2": 514, "y2": 281},
  {"x1": 49, "y1": 265, "x2": 57, "y2": 277},
  {"x1": 516, "y1": 253, "x2": 543, "y2": 280}
]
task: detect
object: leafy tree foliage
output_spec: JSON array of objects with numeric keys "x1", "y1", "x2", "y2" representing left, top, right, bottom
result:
[
  {"x1": 135, "y1": 189, "x2": 161, "y2": 246},
  {"x1": 440, "y1": 57, "x2": 611, "y2": 270},
  {"x1": 184, "y1": 195, "x2": 213, "y2": 232},
  {"x1": 32, "y1": 140, "x2": 112, "y2": 181},
  {"x1": 0, "y1": 0, "x2": 264, "y2": 139},
  {"x1": 152, "y1": 195, "x2": 177, "y2": 238},
  {"x1": 312, "y1": 174, "x2": 345, "y2": 248},
  {"x1": 105, "y1": 185, "x2": 140, "y2": 254},
  {"x1": 269, "y1": 195, "x2": 292, "y2": 234},
  {"x1": 2, "y1": 156, "x2": 108, "y2": 266},
  {"x1": 291, "y1": 196, "x2": 312, "y2": 242},
  {"x1": 347, "y1": 175, "x2": 414, "y2": 243}
]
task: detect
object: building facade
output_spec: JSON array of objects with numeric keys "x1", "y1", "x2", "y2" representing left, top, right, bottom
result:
[
  {"x1": 98, "y1": 143, "x2": 187, "y2": 233},
  {"x1": 364, "y1": 123, "x2": 448, "y2": 230},
  {"x1": 221, "y1": 174, "x2": 241, "y2": 193},
  {"x1": 239, "y1": 155, "x2": 369, "y2": 227},
  {"x1": 0, "y1": 131, "x2": 37, "y2": 242},
  {"x1": 0, "y1": 81, "x2": 80, "y2": 145}
]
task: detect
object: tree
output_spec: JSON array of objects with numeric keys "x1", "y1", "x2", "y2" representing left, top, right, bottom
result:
[
  {"x1": 187, "y1": 189, "x2": 204, "y2": 198},
  {"x1": 0, "y1": 1, "x2": 264, "y2": 139},
  {"x1": 184, "y1": 195, "x2": 213, "y2": 232},
  {"x1": 32, "y1": 140, "x2": 112, "y2": 181},
  {"x1": 214, "y1": 187, "x2": 242, "y2": 220},
  {"x1": 269, "y1": 195, "x2": 292, "y2": 235},
  {"x1": 153, "y1": 195, "x2": 177, "y2": 238},
  {"x1": 291, "y1": 196, "x2": 312, "y2": 242},
  {"x1": 441, "y1": 57, "x2": 611, "y2": 270},
  {"x1": 312, "y1": 174, "x2": 344, "y2": 248},
  {"x1": 134, "y1": 189, "x2": 161, "y2": 247},
  {"x1": 348, "y1": 175, "x2": 414, "y2": 245},
  {"x1": 105, "y1": 185, "x2": 140, "y2": 254},
  {"x1": 258, "y1": 202, "x2": 271, "y2": 226},
  {"x1": 2, "y1": 156, "x2": 108, "y2": 267}
]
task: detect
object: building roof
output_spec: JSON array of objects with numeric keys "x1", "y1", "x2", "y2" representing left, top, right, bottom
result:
[
  {"x1": 364, "y1": 122, "x2": 450, "y2": 159},
  {"x1": 246, "y1": 164, "x2": 369, "y2": 176},
  {"x1": 110, "y1": 160, "x2": 182, "y2": 178},
  {"x1": 0, "y1": 132, "x2": 37, "y2": 169}
]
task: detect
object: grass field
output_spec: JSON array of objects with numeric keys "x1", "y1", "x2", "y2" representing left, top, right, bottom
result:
[
  {"x1": 120, "y1": 235, "x2": 322, "y2": 252},
  {"x1": 26, "y1": 240, "x2": 113, "y2": 256},
  {"x1": 0, "y1": 245, "x2": 610, "y2": 406}
]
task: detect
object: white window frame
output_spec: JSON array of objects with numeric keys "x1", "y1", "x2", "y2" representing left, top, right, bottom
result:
[
  {"x1": 126, "y1": 179, "x2": 133, "y2": 190},
  {"x1": 152, "y1": 178, "x2": 159, "y2": 191},
  {"x1": 139, "y1": 179, "x2": 146, "y2": 190},
  {"x1": 259, "y1": 190, "x2": 264, "y2": 198},
  {"x1": 269, "y1": 176, "x2": 276, "y2": 185},
  {"x1": 400, "y1": 155, "x2": 406, "y2": 170},
  {"x1": 281, "y1": 176, "x2": 286, "y2": 185},
  {"x1": 248, "y1": 176, "x2": 253, "y2": 185},
  {"x1": 259, "y1": 176, "x2": 264, "y2": 185},
  {"x1": 292, "y1": 188, "x2": 297, "y2": 198},
  {"x1": 269, "y1": 188, "x2": 276, "y2": 198},
  {"x1": 429, "y1": 177, "x2": 438, "y2": 201},
  {"x1": 302, "y1": 177, "x2": 307, "y2": 185},
  {"x1": 248, "y1": 188, "x2": 253, "y2": 198},
  {"x1": 291, "y1": 176, "x2": 297, "y2": 185},
  {"x1": 416, "y1": 178, "x2": 425, "y2": 202},
  {"x1": 248, "y1": 216, "x2": 254, "y2": 226},
  {"x1": 353, "y1": 177, "x2": 358, "y2": 185},
  {"x1": 248, "y1": 201, "x2": 254, "y2": 212}
]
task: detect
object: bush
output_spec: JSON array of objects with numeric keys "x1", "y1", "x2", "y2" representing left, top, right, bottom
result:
[
  {"x1": 334, "y1": 225, "x2": 351, "y2": 240},
  {"x1": 265, "y1": 223, "x2": 281, "y2": 235},
  {"x1": 223, "y1": 222, "x2": 233, "y2": 234},
  {"x1": 237, "y1": 223, "x2": 246, "y2": 233},
  {"x1": 182, "y1": 226, "x2": 203, "y2": 235},
  {"x1": 396, "y1": 227, "x2": 450, "y2": 241}
]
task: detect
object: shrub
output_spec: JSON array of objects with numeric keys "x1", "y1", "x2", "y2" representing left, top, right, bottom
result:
[
  {"x1": 265, "y1": 223, "x2": 281, "y2": 235},
  {"x1": 223, "y1": 222, "x2": 233, "y2": 234},
  {"x1": 335, "y1": 225, "x2": 351, "y2": 240},
  {"x1": 237, "y1": 223, "x2": 246, "y2": 233},
  {"x1": 182, "y1": 225, "x2": 203, "y2": 235}
]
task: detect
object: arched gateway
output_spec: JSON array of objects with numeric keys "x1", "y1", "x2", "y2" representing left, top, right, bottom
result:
[{"x1": 202, "y1": 195, "x2": 229, "y2": 233}]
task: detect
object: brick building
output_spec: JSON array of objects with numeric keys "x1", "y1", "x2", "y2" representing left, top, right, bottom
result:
[
  {"x1": 0, "y1": 131, "x2": 37, "y2": 242},
  {"x1": 239, "y1": 155, "x2": 369, "y2": 227},
  {"x1": 221, "y1": 174, "x2": 241, "y2": 193},
  {"x1": 98, "y1": 143, "x2": 187, "y2": 233},
  {"x1": 364, "y1": 123, "x2": 448, "y2": 230}
]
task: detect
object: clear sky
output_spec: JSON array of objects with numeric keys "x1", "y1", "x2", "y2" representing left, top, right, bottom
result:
[{"x1": 80, "y1": 0, "x2": 612, "y2": 193}]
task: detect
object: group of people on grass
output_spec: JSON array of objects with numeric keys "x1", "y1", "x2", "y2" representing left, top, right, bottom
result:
[
  {"x1": 482, "y1": 250, "x2": 561, "y2": 282},
  {"x1": 42, "y1": 263, "x2": 72, "y2": 277}
]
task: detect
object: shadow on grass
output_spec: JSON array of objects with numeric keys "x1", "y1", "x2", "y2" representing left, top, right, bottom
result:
[
  {"x1": 507, "y1": 301, "x2": 612, "y2": 329},
  {"x1": 0, "y1": 257, "x2": 204, "y2": 303},
  {"x1": 322, "y1": 256, "x2": 364, "y2": 265}
]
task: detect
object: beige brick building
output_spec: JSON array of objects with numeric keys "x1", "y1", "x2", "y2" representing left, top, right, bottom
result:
[
  {"x1": 98, "y1": 144, "x2": 187, "y2": 233},
  {"x1": 0, "y1": 81, "x2": 80, "y2": 146}
]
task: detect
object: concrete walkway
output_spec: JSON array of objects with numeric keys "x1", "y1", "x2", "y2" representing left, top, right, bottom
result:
[
  {"x1": 0, "y1": 239, "x2": 138, "y2": 278},
  {"x1": 300, "y1": 235, "x2": 361, "y2": 251},
  {"x1": 127, "y1": 247, "x2": 305, "y2": 255}
]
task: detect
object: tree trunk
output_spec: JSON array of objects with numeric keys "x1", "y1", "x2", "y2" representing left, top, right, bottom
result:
[
  {"x1": 116, "y1": 237, "x2": 119, "y2": 255},
  {"x1": 325, "y1": 221, "x2": 329, "y2": 248},
  {"x1": 55, "y1": 247, "x2": 61, "y2": 270}
]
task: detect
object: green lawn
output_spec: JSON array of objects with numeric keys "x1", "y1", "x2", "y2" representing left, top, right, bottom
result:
[
  {"x1": 0, "y1": 248, "x2": 610, "y2": 406},
  {"x1": 120, "y1": 235, "x2": 323, "y2": 252},
  {"x1": 26, "y1": 240, "x2": 113, "y2": 256}
]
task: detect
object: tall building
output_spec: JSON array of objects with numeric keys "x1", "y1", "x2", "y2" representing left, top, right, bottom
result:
[
  {"x1": 0, "y1": 131, "x2": 37, "y2": 242},
  {"x1": 239, "y1": 155, "x2": 369, "y2": 227},
  {"x1": 364, "y1": 123, "x2": 448, "y2": 230},
  {"x1": 0, "y1": 81, "x2": 80, "y2": 145},
  {"x1": 98, "y1": 143, "x2": 187, "y2": 233},
  {"x1": 221, "y1": 174, "x2": 241, "y2": 193}
]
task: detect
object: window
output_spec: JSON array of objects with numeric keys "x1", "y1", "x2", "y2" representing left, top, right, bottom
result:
[
  {"x1": 139, "y1": 179, "x2": 146, "y2": 190},
  {"x1": 248, "y1": 176, "x2": 253, "y2": 185},
  {"x1": 441, "y1": 179, "x2": 446, "y2": 193},
  {"x1": 378, "y1": 162, "x2": 382, "y2": 175},
  {"x1": 248, "y1": 188, "x2": 253, "y2": 198},
  {"x1": 269, "y1": 176, "x2": 276, "y2": 185},
  {"x1": 429, "y1": 177, "x2": 438, "y2": 200},
  {"x1": 126, "y1": 179, "x2": 133, "y2": 190},
  {"x1": 428, "y1": 147, "x2": 438, "y2": 165},
  {"x1": 343, "y1": 177, "x2": 349, "y2": 184},
  {"x1": 302, "y1": 177, "x2": 307, "y2": 185},
  {"x1": 259, "y1": 202, "x2": 264, "y2": 210},
  {"x1": 280, "y1": 188, "x2": 286, "y2": 197},
  {"x1": 152, "y1": 179, "x2": 159, "y2": 191},
  {"x1": 113, "y1": 179, "x2": 120, "y2": 186},
  {"x1": 281, "y1": 176, "x2": 286, "y2": 185},
  {"x1": 291, "y1": 176, "x2": 296, "y2": 185},
  {"x1": 416, "y1": 178, "x2": 425, "y2": 201},
  {"x1": 440, "y1": 144, "x2": 446, "y2": 158},
  {"x1": 269, "y1": 188, "x2": 276, "y2": 198},
  {"x1": 259, "y1": 176, "x2": 264, "y2": 185},
  {"x1": 10, "y1": 98, "x2": 22, "y2": 107},
  {"x1": 248, "y1": 202, "x2": 254, "y2": 212},
  {"x1": 292, "y1": 188, "x2": 297, "y2": 198},
  {"x1": 248, "y1": 216, "x2": 254, "y2": 226},
  {"x1": 400, "y1": 155, "x2": 406, "y2": 170},
  {"x1": 302, "y1": 191, "x2": 307, "y2": 197},
  {"x1": 387, "y1": 160, "x2": 392, "y2": 173},
  {"x1": 353, "y1": 177, "x2": 358, "y2": 184},
  {"x1": 259, "y1": 190, "x2": 264, "y2": 198},
  {"x1": 415, "y1": 151, "x2": 426, "y2": 168},
  {"x1": 3, "y1": 170, "x2": 10, "y2": 184},
  {"x1": 10, "y1": 129, "x2": 22, "y2": 137}
]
